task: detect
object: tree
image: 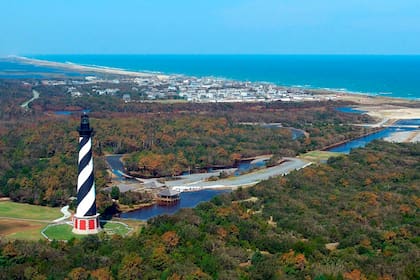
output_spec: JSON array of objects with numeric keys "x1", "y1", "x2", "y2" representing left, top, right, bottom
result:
[
  {"x1": 110, "y1": 186, "x2": 120, "y2": 200},
  {"x1": 118, "y1": 253, "x2": 143, "y2": 280},
  {"x1": 68, "y1": 267, "x2": 89, "y2": 280},
  {"x1": 90, "y1": 268, "x2": 114, "y2": 280},
  {"x1": 161, "y1": 231, "x2": 179, "y2": 251}
]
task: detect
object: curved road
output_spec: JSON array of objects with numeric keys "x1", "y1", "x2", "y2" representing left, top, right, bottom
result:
[
  {"x1": 166, "y1": 158, "x2": 311, "y2": 190},
  {"x1": 20, "y1": 89, "x2": 40, "y2": 110},
  {"x1": 106, "y1": 155, "x2": 311, "y2": 191}
]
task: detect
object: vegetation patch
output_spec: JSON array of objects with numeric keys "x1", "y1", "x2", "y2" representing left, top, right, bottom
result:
[
  {"x1": 43, "y1": 221, "x2": 132, "y2": 241},
  {"x1": 114, "y1": 218, "x2": 145, "y2": 234},
  {"x1": 100, "y1": 221, "x2": 132, "y2": 236},
  {"x1": 299, "y1": 150, "x2": 342, "y2": 162},
  {"x1": 1, "y1": 140, "x2": 419, "y2": 279},
  {"x1": 0, "y1": 201, "x2": 61, "y2": 220},
  {"x1": 42, "y1": 224, "x2": 81, "y2": 241},
  {"x1": 0, "y1": 219, "x2": 44, "y2": 240}
]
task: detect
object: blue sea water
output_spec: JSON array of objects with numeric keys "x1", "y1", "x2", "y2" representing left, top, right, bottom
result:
[
  {"x1": 0, "y1": 59, "x2": 84, "y2": 78},
  {"x1": 29, "y1": 54, "x2": 420, "y2": 100}
]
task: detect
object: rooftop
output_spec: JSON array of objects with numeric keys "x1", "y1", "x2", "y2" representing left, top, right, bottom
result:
[{"x1": 158, "y1": 189, "x2": 180, "y2": 197}]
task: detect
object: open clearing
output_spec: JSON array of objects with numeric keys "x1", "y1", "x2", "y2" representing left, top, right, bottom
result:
[
  {"x1": 0, "y1": 219, "x2": 45, "y2": 240},
  {"x1": 43, "y1": 221, "x2": 135, "y2": 241},
  {"x1": 299, "y1": 150, "x2": 342, "y2": 163},
  {"x1": 43, "y1": 224, "x2": 83, "y2": 240},
  {"x1": 0, "y1": 201, "x2": 142, "y2": 241},
  {"x1": 0, "y1": 201, "x2": 61, "y2": 221}
]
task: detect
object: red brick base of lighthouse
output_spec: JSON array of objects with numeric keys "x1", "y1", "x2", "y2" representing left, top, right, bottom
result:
[{"x1": 72, "y1": 214, "x2": 101, "y2": 234}]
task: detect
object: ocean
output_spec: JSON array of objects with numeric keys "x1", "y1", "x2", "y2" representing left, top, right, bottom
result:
[
  {"x1": 0, "y1": 59, "x2": 83, "y2": 78},
  {"x1": 28, "y1": 55, "x2": 420, "y2": 100}
]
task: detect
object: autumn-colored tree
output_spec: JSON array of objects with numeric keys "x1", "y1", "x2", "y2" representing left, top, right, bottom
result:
[
  {"x1": 90, "y1": 267, "x2": 114, "y2": 280},
  {"x1": 118, "y1": 253, "x2": 143, "y2": 280},
  {"x1": 399, "y1": 204, "x2": 411, "y2": 214},
  {"x1": 162, "y1": 231, "x2": 180, "y2": 250},
  {"x1": 344, "y1": 269, "x2": 367, "y2": 280},
  {"x1": 68, "y1": 267, "x2": 89, "y2": 280},
  {"x1": 151, "y1": 245, "x2": 170, "y2": 270},
  {"x1": 2, "y1": 242, "x2": 18, "y2": 258}
]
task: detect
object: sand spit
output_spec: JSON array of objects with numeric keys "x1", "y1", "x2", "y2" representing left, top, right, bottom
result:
[
  {"x1": 361, "y1": 106, "x2": 420, "y2": 120},
  {"x1": 384, "y1": 130, "x2": 420, "y2": 143},
  {"x1": 12, "y1": 56, "x2": 169, "y2": 80}
]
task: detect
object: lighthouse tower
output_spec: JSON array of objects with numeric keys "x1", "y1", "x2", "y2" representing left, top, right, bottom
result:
[{"x1": 72, "y1": 113, "x2": 101, "y2": 234}]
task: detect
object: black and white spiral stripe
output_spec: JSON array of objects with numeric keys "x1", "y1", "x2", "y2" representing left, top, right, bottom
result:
[{"x1": 76, "y1": 135, "x2": 96, "y2": 217}]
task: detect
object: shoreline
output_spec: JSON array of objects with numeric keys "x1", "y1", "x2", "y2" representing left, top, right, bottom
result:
[
  {"x1": 9, "y1": 56, "x2": 169, "y2": 79},
  {"x1": 6, "y1": 55, "x2": 420, "y2": 104},
  {"x1": 5, "y1": 56, "x2": 420, "y2": 121}
]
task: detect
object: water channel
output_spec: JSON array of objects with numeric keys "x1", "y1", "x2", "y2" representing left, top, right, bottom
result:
[
  {"x1": 106, "y1": 110, "x2": 419, "y2": 220},
  {"x1": 329, "y1": 109, "x2": 419, "y2": 153},
  {"x1": 120, "y1": 189, "x2": 231, "y2": 220}
]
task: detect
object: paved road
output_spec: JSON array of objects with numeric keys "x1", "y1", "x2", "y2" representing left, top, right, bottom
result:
[
  {"x1": 20, "y1": 89, "x2": 40, "y2": 110},
  {"x1": 106, "y1": 154, "x2": 311, "y2": 191},
  {"x1": 167, "y1": 158, "x2": 311, "y2": 190},
  {"x1": 53, "y1": 206, "x2": 71, "y2": 223}
]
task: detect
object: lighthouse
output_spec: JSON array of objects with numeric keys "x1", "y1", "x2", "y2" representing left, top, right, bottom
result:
[{"x1": 72, "y1": 113, "x2": 100, "y2": 234}]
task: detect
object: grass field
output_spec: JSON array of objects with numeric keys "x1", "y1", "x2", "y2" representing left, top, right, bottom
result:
[
  {"x1": 0, "y1": 219, "x2": 45, "y2": 240},
  {"x1": 116, "y1": 218, "x2": 145, "y2": 233},
  {"x1": 0, "y1": 201, "x2": 61, "y2": 221},
  {"x1": 0, "y1": 201, "x2": 62, "y2": 240},
  {"x1": 101, "y1": 221, "x2": 132, "y2": 236},
  {"x1": 0, "y1": 201, "x2": 144, "y2": 241},
  {"x1": 299, "y1": 150, "x2": 343, "y2": 163},
  {"x1": 43, "y1": 224, "x2": 83, "y2": 240},
  {"x1": 43, "y1": 221, "x2": 136, "y2": 241}
]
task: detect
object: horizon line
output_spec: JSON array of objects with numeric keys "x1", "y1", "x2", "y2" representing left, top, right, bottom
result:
[{"x1": 3, "y1": 53, "x2": 420, "y2": 58}]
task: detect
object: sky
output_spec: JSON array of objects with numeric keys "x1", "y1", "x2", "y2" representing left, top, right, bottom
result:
[{"x1": 1, "y1": 0, "x2": 419, "y2": 55}]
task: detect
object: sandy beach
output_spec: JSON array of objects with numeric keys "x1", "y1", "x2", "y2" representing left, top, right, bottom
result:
[
  {"x1": 338, "y1": 94, "x2": 420, "y2": 143},
  {"x1": 384, "y1": 130, "x2": 420, "y2": 143},
  {"x1": 334, "y1": 92, "x2": 420, "y2": 120},
  {"x1": 357, "y1": 105, "x2": 420, "y2": 120}
]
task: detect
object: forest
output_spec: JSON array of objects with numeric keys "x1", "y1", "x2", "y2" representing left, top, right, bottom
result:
[
  {"x1": 0, "y1": 141, "x2": 419, "y2": 279},
  {"x1": 0, "y1": 80, "x2": 373, "y2": 207},
  {"x1": 2, "y1": 80, "x2": 418, "y2": 278}
]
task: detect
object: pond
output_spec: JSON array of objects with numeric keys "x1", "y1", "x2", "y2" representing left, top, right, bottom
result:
[
  {"x1": 335, "y1": 107, "x2": 367, "y2": 114},
  {"x1": 235, "y1": 160, "x2": 266, "y2": 176},
  {"x1": 120, "y1": 189, "x2": 231, "y2": 221},
  {"x1": 53, "y1": 109, "x2": 91, "y2": 116}
]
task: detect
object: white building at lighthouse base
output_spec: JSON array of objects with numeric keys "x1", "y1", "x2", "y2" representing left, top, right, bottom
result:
[{"x1": 72, "y1": 214, "x2": 101, "y2": 234}]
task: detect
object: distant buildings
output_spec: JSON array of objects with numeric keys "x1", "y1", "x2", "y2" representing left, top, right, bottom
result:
[{"x1": 37, "y1": 72, "x2": 337, "y2": 103}]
